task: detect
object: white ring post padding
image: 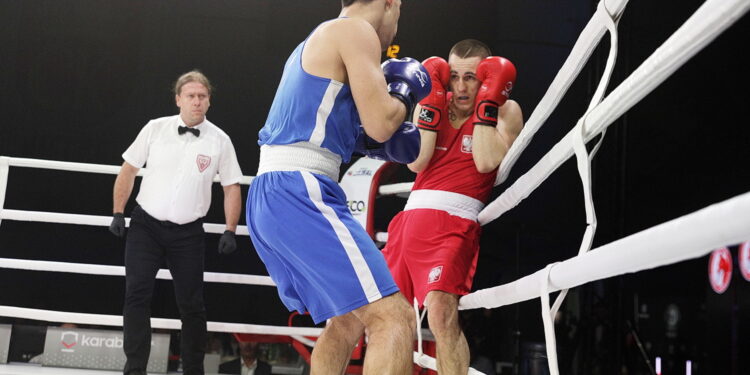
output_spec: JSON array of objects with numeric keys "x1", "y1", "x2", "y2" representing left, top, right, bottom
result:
[
  {"x1": 495, "y1": 0, "x2": 630, "y2": 186},
  {"x1": 0, "y1": 258, "x2": 275, "y2": 286},
  {"x1": 375, "y1": 232, "x2": 388, "y2": 243},
  {"x1": 0, "y1": 209, "x2": 249, "y2": 236},
  {"x1": 460, "y1": 191, "x2": 750, "y2": 310},
  {"x1": 0, "y1": 306, "x2": 322, "y2": 337},
  {"x1": 378, "y1": 182, "x2": 414, "y2": 196},
  {"x1": 480, "y1": 0, "x2": 750, "y2": 225},
  {"x1": 1, "y1": 156, "x2": 254, "y2": 185}
]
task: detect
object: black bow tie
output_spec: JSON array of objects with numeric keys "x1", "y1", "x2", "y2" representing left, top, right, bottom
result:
[{"x1": 178, "y1": 126, "x2": 200, "y2": 137}]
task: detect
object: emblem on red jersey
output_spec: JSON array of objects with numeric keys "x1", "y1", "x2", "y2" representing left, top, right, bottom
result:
[
  {"x1": 196, "y1": 154, "x2": 211, "y2": 173},
  {"x1": 428, "y1": 266, "x2": 443, "y2": 284},
  {"x1": 461, "y1": 135, "x2": 473, "y2": 153}
]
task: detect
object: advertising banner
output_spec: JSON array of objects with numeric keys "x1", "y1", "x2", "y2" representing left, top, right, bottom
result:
[{"x1": 43, "y1": 327, "x2": 169, "y2": 373}]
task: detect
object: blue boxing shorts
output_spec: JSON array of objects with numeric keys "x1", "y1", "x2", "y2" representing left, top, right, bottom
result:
[{"x1": 246, "y1": 170, "x2": 399, "y2": 323}]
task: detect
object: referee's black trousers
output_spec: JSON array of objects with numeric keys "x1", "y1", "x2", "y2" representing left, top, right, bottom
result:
[{"x1": 123, "y1": 205, "x2": 207, "y2": 375}]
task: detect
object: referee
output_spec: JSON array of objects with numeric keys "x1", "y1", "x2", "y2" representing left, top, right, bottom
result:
[{"x1": 109, "y1": 71, "x2": 242, "y2": 375}]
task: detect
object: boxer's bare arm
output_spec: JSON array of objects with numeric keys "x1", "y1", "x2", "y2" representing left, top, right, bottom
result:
[
  {"x1": 339, "y1": 20, "x2": 407, "y2": 141},
  {"x1": 304, "y1": 18, "x2": 406, "y2": 142},
  {"x1": 407, "y1": 104, "x2": 437, "y2": 173},
  {"x1": 472, "y1": 100, "x2": 523, "y2": 173}
]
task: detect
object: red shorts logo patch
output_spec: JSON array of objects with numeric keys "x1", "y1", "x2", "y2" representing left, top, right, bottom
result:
[
  {"x1": 428, "y1": 266, "x2": 443, "y2": 284},
  {"x1": 196, "y1": 155, "x2": 211, "y2": 173}
]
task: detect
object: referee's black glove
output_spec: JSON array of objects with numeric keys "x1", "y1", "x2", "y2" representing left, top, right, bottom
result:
[
  {"x1": 218, "y1": 230, "x2": 237, "y2": 254},
  {"x1": 109, "y1": 213, "x2": 126, "y2": 238}
]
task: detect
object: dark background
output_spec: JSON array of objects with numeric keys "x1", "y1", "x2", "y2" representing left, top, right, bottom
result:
[{"x1": 0, "y1": 1, "x2": 748, "y2": 374}]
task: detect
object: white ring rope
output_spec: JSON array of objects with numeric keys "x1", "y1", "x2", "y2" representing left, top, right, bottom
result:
[
  {"x1": 0, "y1": 157, "x2": 288, "y2": 333},
  {"x1": 460, "y1": 191, "x2": 750, "y2": 311},
  {"x1": 538, "y1": 5, "x2": 622, "y2": 373},
  {"x1": 0, "y1": 156, "x2": 254, "y2": 185},
  {"x1": 0, "y1": 160, "x2": 8, "y2": 217},
  {"x1": 0, "y1": 306, "x2": 323, "y2": 337},
  {"x1": 411, "y1": 300, "x2": 487, "y2": 374},
  {"x1": 495, "y1": 0, "x2": 630, "y2": 186},
  {"x1": 0, "y1": 258, "x2": 275, "y2": 286},
  {"x1": 539, "y1": 264, "x2": 561, "y2": 375},
  {"x1": 479, "y1": 0, "x2": 750, "y2": 226},
  {"x1": 0, "y1": 209, "x2": 250, "y2": 236},
  {"x1": 374, "y1": 0, "x2": 631, "y2": 200},
  {"x1": 0, "y1": 156, "x2": 252, "y2": 234}
]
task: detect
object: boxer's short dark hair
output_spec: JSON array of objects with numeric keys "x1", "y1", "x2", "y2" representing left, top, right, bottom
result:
[{"x1": 449, "y1": 39, "x2": 492, "y2": 60}]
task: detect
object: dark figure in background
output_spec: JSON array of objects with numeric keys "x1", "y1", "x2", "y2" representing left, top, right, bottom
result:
[{"x1": 219, "y1": 335, "x2": 271, "y2": 375}]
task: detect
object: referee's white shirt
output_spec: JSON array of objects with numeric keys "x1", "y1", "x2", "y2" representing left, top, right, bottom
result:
[{"x1": 122, "y1": 115, "x2": 243, "y2": 224}]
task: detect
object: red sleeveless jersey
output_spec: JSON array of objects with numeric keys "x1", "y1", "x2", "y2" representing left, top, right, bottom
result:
[{"x1": 412, "y1": 120, "x2": 497, "y2": 203}]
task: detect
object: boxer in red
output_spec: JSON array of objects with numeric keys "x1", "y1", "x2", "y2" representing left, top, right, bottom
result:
[{"x1": 382, "y1": 39, "x2": 524, "y2": 374}]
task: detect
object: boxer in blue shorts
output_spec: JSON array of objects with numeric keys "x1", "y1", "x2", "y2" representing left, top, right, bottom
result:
[{"x1": 246, "y1": 0, "x2": 431, "y2": 373}]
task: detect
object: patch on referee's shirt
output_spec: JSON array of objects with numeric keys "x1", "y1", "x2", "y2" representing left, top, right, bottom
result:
[
  {"x1": 196, "y1": 154, "x2": 211, "y2": 172},
  {"x1": 428, "y1": 266, "x2": 443, "y2": 284}
]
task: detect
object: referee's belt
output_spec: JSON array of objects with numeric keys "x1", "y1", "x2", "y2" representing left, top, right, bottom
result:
[{"x1": 135, "y1": 205, "x2": 203, "y2": 227}]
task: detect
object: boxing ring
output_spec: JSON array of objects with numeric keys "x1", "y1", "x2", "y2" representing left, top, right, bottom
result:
[{"x1": 1, "y1": 0, "x2": 749, "y2": 374}]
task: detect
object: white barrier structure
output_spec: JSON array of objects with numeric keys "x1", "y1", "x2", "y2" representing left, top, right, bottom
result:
[
  {"x1": 0, "y1": 156, "x2": 313, "y2": 337},
  {"x1": 0, "y1": 155, "x2": 439, "y2": 369}
]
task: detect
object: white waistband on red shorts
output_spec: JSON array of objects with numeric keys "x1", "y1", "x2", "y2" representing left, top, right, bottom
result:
[
  {"x1": 404, "y1": 189, "x2": 485, "y2": 221},
  {"x1": 257, "y1": 142, "x2": 342, "y2": 182}
]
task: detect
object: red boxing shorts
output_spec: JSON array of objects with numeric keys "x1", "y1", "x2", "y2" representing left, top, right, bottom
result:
[{"x1": 382, "y1": 208, "x2": 481, "y2": 307}]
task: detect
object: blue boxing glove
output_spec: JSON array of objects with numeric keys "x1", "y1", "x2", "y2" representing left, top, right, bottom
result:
[
  {"x1": 381, "y1": 57, "x2": 432, "y2": 120},
  {"x1": 353, "y1": 122, "x2": 421, "y2": 164},
  {"x1": 384, "y1": 122, "x2": 421, "y2": 164},
  {"x1": 353, "y1": 129, "x2": 388, "y2": 160}
]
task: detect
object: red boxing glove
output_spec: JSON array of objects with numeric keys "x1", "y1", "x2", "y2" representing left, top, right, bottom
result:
[
  {"x1": 471, "y1": 56, "x2": 516, "y2": 127},
  {"x1": 417, "y1": 56, "x2": 450, "y2": 132}
]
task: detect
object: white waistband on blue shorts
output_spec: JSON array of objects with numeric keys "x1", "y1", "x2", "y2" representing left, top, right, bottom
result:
[
  {"x1": 404, "y1": 189, "x2": 485, "y2": 222},
  {"x1": 257, "y1": 142, "x2": 342, "y2": 182}
]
